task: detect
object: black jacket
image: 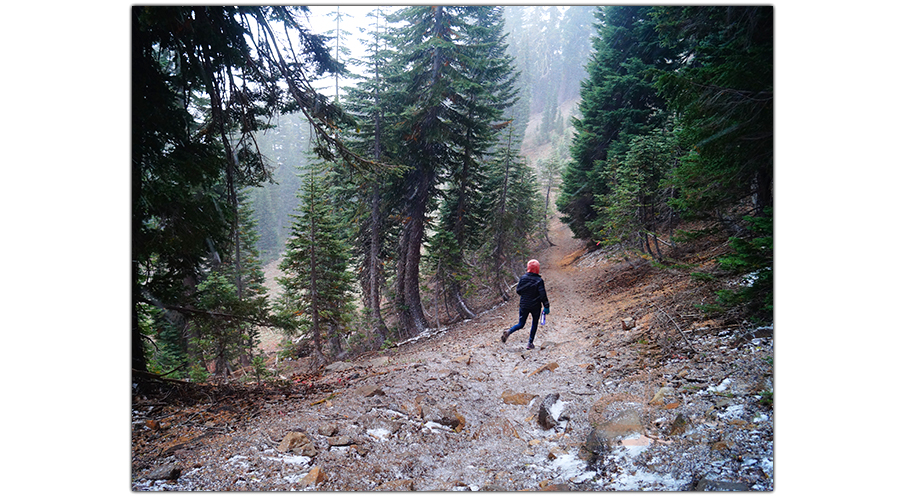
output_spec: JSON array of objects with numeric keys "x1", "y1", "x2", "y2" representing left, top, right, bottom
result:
[{"x1": 516, "y1": 272, "x2": 549, "y2": 312}]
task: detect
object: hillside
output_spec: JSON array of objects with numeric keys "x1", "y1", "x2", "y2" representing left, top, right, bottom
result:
[{"x1": 131, "y1": 215, "x2": 774, "y2": 492}]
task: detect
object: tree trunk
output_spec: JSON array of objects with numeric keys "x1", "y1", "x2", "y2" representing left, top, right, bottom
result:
[
  {"x1": 367, "y1": 184, "x2": 389, "y2": 346},
  {"x1": 452, "y1": 284, "x2": 476, "y2": 319},
  {"x1": 396, "y1": 183, "x2": 430, "y2": 337}
]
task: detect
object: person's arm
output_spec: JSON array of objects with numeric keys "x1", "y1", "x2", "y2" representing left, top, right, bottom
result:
[{"x1": 539, "y1": 279, "x2": 549, "y2": 312}]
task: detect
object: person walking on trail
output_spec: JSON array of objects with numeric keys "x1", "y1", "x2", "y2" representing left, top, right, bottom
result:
[{"x1": 501, "y1": 259, "x2": 550, "y2": 350}]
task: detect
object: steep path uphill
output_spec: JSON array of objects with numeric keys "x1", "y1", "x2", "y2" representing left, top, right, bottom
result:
[{"x1": 133, "y1": 218, "x2": 775, "y2": 492}]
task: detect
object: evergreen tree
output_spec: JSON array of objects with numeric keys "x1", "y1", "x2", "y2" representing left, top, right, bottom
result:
[
  {"x1": 558, "y1": 6, "x2": 598, "y2": 103},
  {"x1": 429, "y1": 5, "x2": 520, "y2": 321},
  {"x1": 381, "y1": 6, "x2": 486, "y2": 336},
  {"x1": 225, "y1": 191, "x2": 270, "y2": 368},
  {"x1": 652, "y1": 6, "x2": 774, "y2": 222},
  {"x1": 338, "y1": 6, "x2": 399, "y2": 348},
  {"x1": 589, "y1": 124, "x2": 682, "y2": 259},
  {"x1": 558, "y1": 6, "x2": 679, "y2": 242},
  {"x1": 277, "y1": 162, "x2": 356, "y2": 364},
  {"x1": 483, "y1": 126, "x2": 541, "y2": 299},
  {"x1": 652, "y1": 6, "x2": 773, "y2": 322},
  {"x1": 132, "y1": 6, "x2": 346, "y2": 383},
  {"x1": 539, "y1": 155, "x2": 563, "y2": 245},
  {"x1": 500, "y1": 6, "x2": 532, "y2": 145}
]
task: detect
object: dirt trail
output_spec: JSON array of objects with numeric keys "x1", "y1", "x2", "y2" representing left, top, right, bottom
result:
[{"x1": 132, "y1": 216, "x2": 775, "y2": 492}]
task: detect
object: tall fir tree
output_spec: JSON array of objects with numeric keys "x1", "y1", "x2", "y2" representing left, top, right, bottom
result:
[
  {"x1": 652, "y1": 6, "x2": 773, "y2": 223},
  {"x1": 132, "y1": 6, "x2": 345, "y2": 384},
  {"x1": 483, "y1": 126, "x2": 541, "y2": 300},
  {"x1": 558, "y1": 6, "x2": 680, "y2": 242},
  {"x1": 277, "y1": 162, "x2": 356, "y2": 364},
  {"x1": 429, "y1": 5, "x2": 520, "y2": 320},
  {"x1": 338, "y1": 6, "x2": 399, "y2": 348},
  {"x1": 652, "y1": 6, "x2": 773, "y2": 322},
  {"x1": 382, "y1": 5, "x2": 484, "y2": 336}
]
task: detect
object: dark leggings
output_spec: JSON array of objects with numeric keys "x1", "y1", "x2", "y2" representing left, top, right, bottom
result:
[{"x1": 509, "y1": 305, "x2": 541, "y2": 344}]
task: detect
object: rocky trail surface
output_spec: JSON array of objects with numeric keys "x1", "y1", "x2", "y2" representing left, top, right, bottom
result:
[{"x1": 132, "y1": 219, "x2": 774, "y2": 492}]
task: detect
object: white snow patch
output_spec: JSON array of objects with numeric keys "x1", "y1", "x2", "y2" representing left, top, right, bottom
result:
[
  {"x1": 367, "y1": 427, "x2": 392, "y2": 440},
  {"x1": 280, "y1": 473, "x2": 306, "y2": 484},
  {"x1": 549, "y1": 452, "x2": 589, "y2": 481},
  {"x1": 423, "y1": 421, "x2": 453, "y2": 433},
  {"x1": 608, "y1": 469, "x2": 686, "y2": 491},
  {"x1": 396, "y1": 327, "x2": 449, "y2": 347},
  {"x1": 717, "y1": 404, "x2": 745, "y2": 421},
  {"x1": 708, "y1": 378, "x2": 732, "y2": 393},
  {"x1": 549, "y1": 400, "x2": 568, "y2": 422},
  {"x1": 227, "y1": 455, "x2": 250, "y2": 468},
  {"x1": 752, "y1": 412, "x2": 769, "y2": 423}
]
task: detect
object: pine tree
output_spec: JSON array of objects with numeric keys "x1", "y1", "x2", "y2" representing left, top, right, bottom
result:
[
  {"x1": 277, "y1": 162, "x2": 355, "y2": 364},
  {"x1": 558, "y1": 6, "x2": 679, "y2": 242},
  {"x1": 589, "y1": 124, "x2": 682, "y2": 259},
  {"x1": 558, "y1": 6, "x2": 598, "y2": 103},
  {"x1": 337, "y1": 7, "x2": 399, "y2": 348},
  {"x1": 652, "y1": 6, "x2": 773, "y2": 322},
  {"x1": 483, "y1": 126, "x2": 541, "y2": 299},
  {"x1": 652, "y1": 6, "x2": 773, "y2": 222},
  {"x1": 382, "y1": 5, "x2": 483, "y2": 336},
  {"x1": 429, "y1": 6, "x2": 520, "y2": 321},
  {"x1": 132, "y1": 6, "x2": 347, "y2": 383}
]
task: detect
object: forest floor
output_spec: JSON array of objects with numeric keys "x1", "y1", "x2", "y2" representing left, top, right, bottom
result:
[{"x1": 131, "y1": 216, "x2": 774, "y2": 492}]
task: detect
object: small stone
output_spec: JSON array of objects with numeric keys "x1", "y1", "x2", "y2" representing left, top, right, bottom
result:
[
  {"x1": 327, "y1": 435, "x2": 353, "y2": 447},
  {"x1": 579, "y1": 428, "x2": 609, "y2": 465},
  {"x1": 649, "y1": 386, "x2": 674, "y2": 405},
  {"x1": 538, "y1": 393, "x2": 560, "y2": 430},
  {"x1": 529, "y1": 361, "x2": 559, "y2": 377},
  {"x1": 299, "y1": 466, "x2": 327, "y2": 488},
  {"x1": 621, "y1": 317, "x2": 635, "y2": 330},
  {"x1": 711, "y1": 440, "x2": 731, "y2": 451},
  {"x1": 668, "y1": 414, "x2": 690, "y2": 436},
  {"x1": 501, "y1": 390, "x2": 536, "y2": 405},
  {"x1": 143, "y1": 463, "x2": 182, "y2": 481},
  {"x1": 357, "y1": 385, "x2": 385, "y2": 397},
  {"x1": 317, "y1": 423, "x2": 339, "y2": 437},
  {"x1": 277, "y1": 431, "x2": 311, "y2": 453},
  {"x1": 452, "y1": 355, "x2": 471, "y2": 365}
]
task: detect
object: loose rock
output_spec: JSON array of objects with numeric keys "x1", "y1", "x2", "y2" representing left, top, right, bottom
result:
[
  {"x1": 299, "y1": 466, "x2": 327, "y2": 488},
  {"x1": 538, "y1": 393, "x2": 560, "y2": 430},
  {"x1": 277, "y1": 431, "x2": 311, "y2": 453}
]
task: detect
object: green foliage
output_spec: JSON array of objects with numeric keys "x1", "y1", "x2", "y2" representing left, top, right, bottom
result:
[
  {"x1": 132, "y1": 6, "x2": 346, "y2": 377},
  {"x1": 559, "y1": 6, "x2": 680, "y2": 241},
  {"x1": 653, "y1": 6, "x2": 773, "y2": 220},
  {"x1": 716, "y1": 209, "x2": 773, "y2": 322},
  {"x1": 188, "y1": 365, "x2": 209, "y2": 384},
  {"x1": 277, "y1": 162, "x2": 356, "y2": 359},
  {"x1": 758, "y1": 390, "x2": 774, "y2": 409},
  {"x1": 250, "y1": 356, "x2": 271, "y2": 385},
  {"x1": 588, "y1": 125, "x2": 681, "y2": 257}
]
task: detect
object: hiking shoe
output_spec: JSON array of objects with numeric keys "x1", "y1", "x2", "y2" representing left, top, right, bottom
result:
[
  {"x1": 526, "y1": 343, "x2": 535, "y2": 350},
  {"x1": 501, "y1": 330, "x2": 510, "y2": 343}
]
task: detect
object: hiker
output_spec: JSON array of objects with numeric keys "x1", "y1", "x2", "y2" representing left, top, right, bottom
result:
[{"x1": 501, "y1": 259, "x2": 550, "y2": 350}]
